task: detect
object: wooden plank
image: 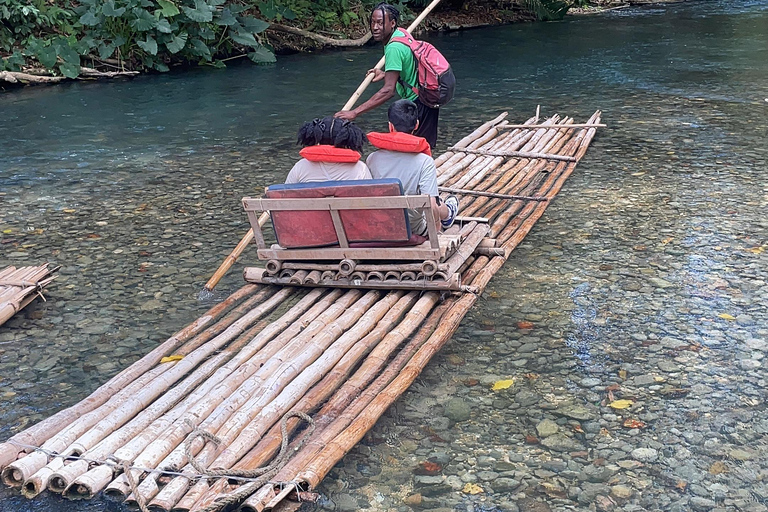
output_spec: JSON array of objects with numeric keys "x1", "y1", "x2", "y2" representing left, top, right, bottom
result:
[
  {"x1": 246, "y1": 211, "x2": 267, "y2": 249},
  {"x1": 329, "y1": 210, "x2": 349, "y2": 248},
  {"x1": 257, "y1": 246, "x2": 442, "y2": 261},
  {"x1": 243, "y1": 195, "x2": 433, "y2": 213}
]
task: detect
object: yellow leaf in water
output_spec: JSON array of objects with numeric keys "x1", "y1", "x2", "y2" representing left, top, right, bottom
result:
[
  {"x1": 661, "y1": 237, "x2": 674, "y2": 244},
  {"x1": 63, "y1": 209, "x2": 76, "y2": 213},
  {"x1": 618, "y1": 369, "x2": 628, "y2": 380},
  {"x1": 631, "y1": 172, "x2": 645, "y2": 176},
  {"x1": 160, "y1": 355, "x2": 184, "y2": 364},
  {"x1": 609, "y1": 399, "x2": 633, "y2": 409},
  {"x1": 462, "y1": 483, "x2": 484, "y2": 495},
  {"x1": 746, "y1": 246, "x2": 765, "y2": 254},
  {"x1": 491, "y1": 379, "x2": 515, "y2": 391},
  {"x1": 2, "y1": 229, "x2": 13, "y2": 234},
  {"x1": 718, "y1": 313, "x2": 736, "y2": 321}
]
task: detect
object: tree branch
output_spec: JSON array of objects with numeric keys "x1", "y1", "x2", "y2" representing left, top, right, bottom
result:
[{"x1": 268, "y1": 24, "x2": 372, "y2": 47}]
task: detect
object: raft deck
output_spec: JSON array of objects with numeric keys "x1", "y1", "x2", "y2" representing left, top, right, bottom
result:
[{"x1": 0, "y1": 110, "x2": 602, "y2": 512}]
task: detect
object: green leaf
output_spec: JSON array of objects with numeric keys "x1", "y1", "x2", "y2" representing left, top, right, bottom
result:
[
  {"x1": 215, "y1": 7, "x2": 236, "y2": 26},
  {"x1": 98, "y1": 41, "x2": 116, "y2": 59},
  {"x1": 165, "y1": 31, "x2": 187, "y2": 53},
  {"x1": 79, "y1": 11, "x2": 100, "y2": 25},
  {"x1": 102, "y1": 1, "x2": 126, "y2": 17},
  {"x1": 229, "y1": 30, "x2": 257, "y2": 47},
  {"x1": 36, "y1": 45, "x2": 58, "y2": 69},
  {"x1": 240, "y1": 16, "x2": 269, "y2": 34},
  {"x1": 55, "y1": 42, "x2": 80, "y2": 66},
  {"x1": 59, "y1": 61, "x2": 80, "y2": 78},
  {"x1": 188, "y1": 38, "x2": 211, "y2": 59},
  {"x1": 247, "y1": 46, "x2": 275, "y2": 64},
  {"x1": 137, "y1": 35, "x2": 158, "y2": 55},
  {"x1": 155, "y1": 18, "x2": 172, "y2": 33},
  {"x1": 212, "y1": 59, "x2": 225, "y2": 69},
  {"x1": 154, "y1": 61, "x2": 169, "y2": 71},
  {"x1": 156, "y1": 0, "x2": 179, "y2": 17},
  {"x1": 181, "y1": 5, "x2": 211, "y2": 22},
  {"x1": 131, "y1": 8, "x2": 157, "y2": 30}
]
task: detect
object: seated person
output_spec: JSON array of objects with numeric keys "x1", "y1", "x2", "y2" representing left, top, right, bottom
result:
[
  {"x1": 286, "y1": 116, "x2": 372, "y2": 184},
  {"x1": 366, "y1": 99, "x2": 458, "y2": 237}
]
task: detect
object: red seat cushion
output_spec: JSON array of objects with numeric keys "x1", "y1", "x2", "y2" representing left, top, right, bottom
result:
[{"x1": 266, "y1": 179, "x2": 415, "y2": 249}]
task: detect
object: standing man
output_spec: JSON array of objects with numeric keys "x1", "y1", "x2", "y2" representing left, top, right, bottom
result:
[{"x1": 335, "y1": 2, "x2": 440, "y2": 149}]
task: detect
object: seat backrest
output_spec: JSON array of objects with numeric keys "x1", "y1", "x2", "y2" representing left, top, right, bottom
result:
[{"x1": 265, "y1": 179, "x2": 412, "y2": 249}]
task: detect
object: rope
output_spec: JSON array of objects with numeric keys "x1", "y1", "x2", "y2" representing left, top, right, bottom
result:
[
  {"x1": 8, "y1": 410, "x2": 315, "y2": 512},
  {"x1": 189, "y1": 411, "x2": 316, "y2": 512}
]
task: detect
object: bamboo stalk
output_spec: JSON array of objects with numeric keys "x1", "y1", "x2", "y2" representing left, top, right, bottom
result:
[
  {"x1": 497, "y1": 122, "x2": 606, "y2": 129},
  {"x1": 203, "y1": 212, "x2": 269, "y2": 292},
  {"x1": 439, "y1": 186, "x2": 548, "y2": 202}
]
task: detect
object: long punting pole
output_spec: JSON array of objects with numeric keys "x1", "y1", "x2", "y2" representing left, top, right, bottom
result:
[
  {"x1": 204, "y1": 0, "x2": 444, "y2": 292},
  {"x1": 0, "y1": 111, "x2": 603, "y2": 512}
]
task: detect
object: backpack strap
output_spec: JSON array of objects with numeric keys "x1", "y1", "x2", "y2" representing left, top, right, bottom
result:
[{"x1": 389, "y1": 28, "x2": 419, "y2": 96}]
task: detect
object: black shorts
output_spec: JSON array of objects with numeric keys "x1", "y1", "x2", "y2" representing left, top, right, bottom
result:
[{"x1": 414, "y1": 99, "x2": 440, "y2": 149}]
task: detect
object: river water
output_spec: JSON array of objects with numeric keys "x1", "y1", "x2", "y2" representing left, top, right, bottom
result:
[{"x1": 1, "y1": 1, "x2": 767, "y2": 511}]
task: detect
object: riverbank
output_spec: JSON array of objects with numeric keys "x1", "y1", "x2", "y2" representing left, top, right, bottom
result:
[{"x1": 0, "y1": 0, "x2": 691, "y2": 87}]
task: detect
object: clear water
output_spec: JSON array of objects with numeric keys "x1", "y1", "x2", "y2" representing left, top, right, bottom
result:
[{"x1": 1, "y1": 1, "x2": 767, "y2": 510}]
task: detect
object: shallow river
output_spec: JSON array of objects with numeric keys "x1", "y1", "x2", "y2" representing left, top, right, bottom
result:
[{"x1": 1, "y1": 0, "x2": 767, "y2": 511}]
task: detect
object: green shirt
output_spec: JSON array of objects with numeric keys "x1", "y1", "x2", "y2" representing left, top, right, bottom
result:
[{"x1": 385, "y1": 29, "x2": 418, "y2": 102}]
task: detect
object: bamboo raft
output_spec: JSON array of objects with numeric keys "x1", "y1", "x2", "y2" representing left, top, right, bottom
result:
[
  {"x1": 0, "y1": 264, "x2": 58, "y2": 328},
  {"x1": 0, "y1": 110, "x2": 602, "y2": 512}
]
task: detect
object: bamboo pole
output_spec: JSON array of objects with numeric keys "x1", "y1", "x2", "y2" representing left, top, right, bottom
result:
[
  {"x1": 203, "y1": 212, "x2": 270, "y2": 292},
  {"x1": 497, "y1": 123, "x2": 606, "y2": 129},
  {"x1": 439, "y1": 186, "x2": 548, "y2": 202}
]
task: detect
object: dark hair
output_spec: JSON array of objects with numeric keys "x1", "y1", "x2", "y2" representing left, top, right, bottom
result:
[
  {"x1": 387, "y1": 99, "x2": 418, "y2": 133},
  {"x1": 297, "y1": 116, "x2": 365, "y2": 152},
  {"x1": 371, "y1": 2, "x2": 400, "y2": 26}
]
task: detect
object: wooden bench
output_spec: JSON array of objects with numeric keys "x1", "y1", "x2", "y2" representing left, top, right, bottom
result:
[{"x1": 241, "y1": 180, "x2": 488, "y2": 292}]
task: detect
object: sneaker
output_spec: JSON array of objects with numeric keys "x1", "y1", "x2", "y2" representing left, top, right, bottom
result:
[{"x1": 441, "y1": 195, "x2": 459, "y2": 229}]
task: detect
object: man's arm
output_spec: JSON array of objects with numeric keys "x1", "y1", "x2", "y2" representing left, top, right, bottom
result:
[{"x1": 335, "y1": 70, "x2": 400, "y2": 121}]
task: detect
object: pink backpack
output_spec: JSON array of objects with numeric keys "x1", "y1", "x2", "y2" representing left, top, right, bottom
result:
[{"x1": 391, "y1": 28, "x2": 456, "y2": 109}]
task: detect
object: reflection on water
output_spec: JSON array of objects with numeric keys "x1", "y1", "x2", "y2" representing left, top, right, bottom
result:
[{"x1": 1, "y1": 0, "x2": 767, "y2": 510}]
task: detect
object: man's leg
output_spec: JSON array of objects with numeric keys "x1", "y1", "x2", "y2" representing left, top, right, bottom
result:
[{"x1": 414, "y1": 100, "x2": 439, "y2": 149}]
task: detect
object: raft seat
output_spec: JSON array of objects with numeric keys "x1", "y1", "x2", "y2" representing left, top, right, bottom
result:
[
  {"x1": 242, "y1": 179, "x2": 446, "y2": 261},
  {"x1": 241, "y1": 179, "x2": 486, "y2": 292}
]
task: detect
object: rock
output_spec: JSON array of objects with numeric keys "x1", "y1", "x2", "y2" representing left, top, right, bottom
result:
[
  {"x1": 689, "y1": 497, "x2": 717, "y2": 510},
  {"x1": 580, "y1": 377, "x2": 602, "y2": 387},
  {"x1": 611, "y1": 485, "x2": 633, "y2": 499},
  {"x1": 492, "y1": 477, "x2": 521, "y2": 492},
  {"x1": 581, "y1": 464, "x2": 618, "y2": 483},
  {"x1": 541, "y1": 434, "x2": 583, "y2": 452},
  {"x1": 536, "y1": 419, "x2": 560, "y2": 438},
  {"x1": 555, "y1": 404, "x2": 595, "y2": 420},
  {"x1": 335, "y1": 493, "x2": 359, "y2": 512},
  {"x1": 403, "y1": 494, "x2": 422, "y2": 506},
  {"x1": 631, "y1": 448, "x2": 658, "y2": 462},
  {"x1": 443, "y1": 398, "x2": 471, "y2": 423},
  {"x1": 729, "y1": 448, "x2": 755, "y2": 461}
]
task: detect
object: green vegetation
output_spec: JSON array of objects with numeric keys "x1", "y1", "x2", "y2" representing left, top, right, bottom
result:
[{"x1": 1, "y1": 0, "x2": 575, "y2": 79}]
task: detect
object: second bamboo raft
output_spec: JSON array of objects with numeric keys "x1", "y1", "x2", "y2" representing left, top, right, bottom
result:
[{"x1": 0, "y1": 110, "x2": 602, "y2": 512}]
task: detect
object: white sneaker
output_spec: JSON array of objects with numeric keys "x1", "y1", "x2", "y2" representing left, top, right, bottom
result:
[{"x1": 441, "y1": 195, "x2": 459, "y2": 229}]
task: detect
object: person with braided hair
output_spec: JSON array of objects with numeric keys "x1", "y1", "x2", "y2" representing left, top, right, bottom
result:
[
  {"x1": 285, "y1": 116, "x2": 372, "y2": 184},
  {"x1": 335, "y1": 2, "x2": 441, "y2": 149}
]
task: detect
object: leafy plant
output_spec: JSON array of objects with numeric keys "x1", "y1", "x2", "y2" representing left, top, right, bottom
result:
[{"x1": 521, "y1": 0, "x2": 571, "y2": 20}]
